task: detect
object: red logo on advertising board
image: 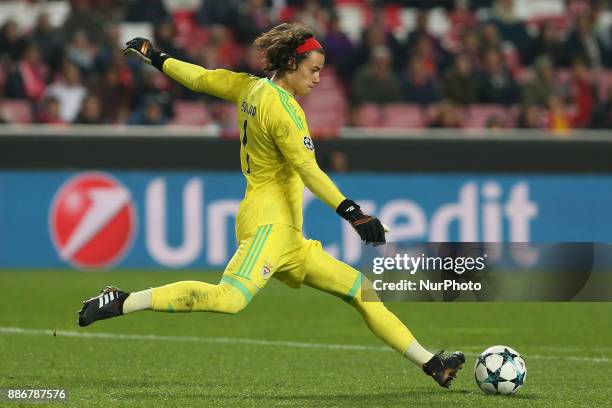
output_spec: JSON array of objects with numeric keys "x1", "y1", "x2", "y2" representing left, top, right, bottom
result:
[{"x1": 49, "y1": 172, "x2": 136, "y2": 269}]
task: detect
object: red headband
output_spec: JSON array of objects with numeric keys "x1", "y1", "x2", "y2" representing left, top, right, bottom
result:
[{"x1": 296, "y1": 37, "x2": 322, "y2": 54}]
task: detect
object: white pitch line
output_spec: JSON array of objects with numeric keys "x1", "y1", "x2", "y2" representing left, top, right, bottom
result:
[{"x1": 0, "y1": 326, "x2": 609, "y2": 364}]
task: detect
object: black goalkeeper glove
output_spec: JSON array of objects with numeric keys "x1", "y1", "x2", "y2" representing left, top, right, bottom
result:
[
  {"x1": 122, "y1": 37, "x2": 170, "y2": 71},
  {"x1": 336, "y1": 199, "x2": 386, "y2": 246}
]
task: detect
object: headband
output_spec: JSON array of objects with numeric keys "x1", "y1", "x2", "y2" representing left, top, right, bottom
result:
[{"x1": 296, "y1": 37, "x2": 322, "y2": 54}]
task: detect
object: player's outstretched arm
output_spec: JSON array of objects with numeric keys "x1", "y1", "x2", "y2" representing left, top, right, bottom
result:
[
  {"x1": 123, "y1": 37, "x2": 253, "y2": 103},
  {"x1": 295, "y1": 161, "x2": 386, "y2": 245},
  {"x1": 271, "y1": 104, "x2": 387, "y2": 246}
]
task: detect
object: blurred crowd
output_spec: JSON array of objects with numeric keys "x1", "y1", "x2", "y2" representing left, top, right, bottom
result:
[{"x1": 1, "y1": 0, "x2": 612, "y2": 134}]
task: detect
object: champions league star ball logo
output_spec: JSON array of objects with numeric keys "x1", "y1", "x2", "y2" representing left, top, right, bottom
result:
[
  {"x1": 49, "y1": 172, "x2": 136, "y2": 269},
  {"x1": 303, "y1": 136, "x2": 314, "y2": 151}
]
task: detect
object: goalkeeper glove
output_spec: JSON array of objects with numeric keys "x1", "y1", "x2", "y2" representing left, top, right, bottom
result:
[
  {"x1": 336, "y1": 199, "x2": 386, "y2": 245},
  {"x1": 123, "y1": 37, "x2": 170, "y2": 71}
]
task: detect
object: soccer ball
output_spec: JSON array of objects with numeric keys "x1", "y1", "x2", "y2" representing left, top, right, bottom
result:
[{"x1": 474, "y1": 345, "x2": 527, "y2": 395}]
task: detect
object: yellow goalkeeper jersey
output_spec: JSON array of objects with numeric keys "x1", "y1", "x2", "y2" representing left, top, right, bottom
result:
[{"x1": 162, "y1": 59, "x2": 346, "y2": 239}]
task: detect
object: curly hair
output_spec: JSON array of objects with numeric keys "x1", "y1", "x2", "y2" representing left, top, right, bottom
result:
[{"x1": 254, "y1": 23, "x2": 324, "y2": 76}]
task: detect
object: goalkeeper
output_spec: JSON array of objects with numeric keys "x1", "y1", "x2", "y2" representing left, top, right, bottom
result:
[{"x1": 77, "y1": 23, "x2": 464, "y2": 388}]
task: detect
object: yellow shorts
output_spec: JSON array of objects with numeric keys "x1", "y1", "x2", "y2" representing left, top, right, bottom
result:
[{"x1": 221, "y1": 224, "x2": 322, "y2": 292}]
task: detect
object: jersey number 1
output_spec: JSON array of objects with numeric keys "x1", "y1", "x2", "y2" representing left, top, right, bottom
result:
[{"x1": 242, "y1": 120, "x2": 251, "y2": 174}]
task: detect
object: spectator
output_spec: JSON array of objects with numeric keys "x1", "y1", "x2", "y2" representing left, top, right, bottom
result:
[
  {"x1": 62, "y1": 0, "x2": 106, "y2": 44},
  {"x1": 197, "y1": 0, "x2": 239, "y2": 26},
  {"x1": 284, "y1": 0, "x2": 333, "y2": 8},
  {"x1": 294, "y1": 0, "x2": 329, "y2": 37},
  {"x1": 480, "y1": 22, "x2": 503, "y2": 54},
  {"x1": 235, "y1": 45, "x2": 266, "y2": 78},
  {"x1": 402, "y1": 10, "x2": 447, "y2": 70},
  {"x1": 0, "y1": 96, "x2": 6, "y2": 123},
  {"x1": 405, "y1": 10, "x2": 443, "y2": 56},
  {"x1": 488, "y1": 0, "x2": 531, "y2": 51},
  {"x1": 591, "y1": 83, "x2": 612, "y2": 129},
  {"x1": 321, "y1": 12, "x2": 354, "y2": 67},
  {"x1": 153, "y1": 20, "x2": 188, "y2": 62},
  {"x1": 411, "y1": 34, "x2": 446, "y2": 76},
  {"x1": 599, "y1": 18, "x2": 612, "y2": 64},
  {"x1": 340, "y1": 21, "x2": 402, "y2": 80},
  {"x1": 458, "y1": 28, "x2": 482, "y2": 70},
  {"x1": 569, "y1": 58, "x2": 597, "y2": 127},
  {"x1": 193, "y1": 46, "x2": 222, "y2": 71},
  {"x1": 521, "y1": 55, "x2": 556, "y2": 107},
  {"x1": 208, "y1": 25, "x2": 243, "y2": 69},
  {"x1": 94, "y1": 23, "x2": 124, "y2": 73},
  {"x1": 93, "y1": 67, "x2": 133, "y2": 123},
  {"x1": 30, "y1": 13, "x2": 63, "y2": 71},
  {"x1": 351, "y1": 46, "x2": 403, "y2": 105},
  {"x1": 428, "y1": 100, "x2": 464, "y2": 128},
  {"x1": 526, "y1": 21, "x2": 564, "y2": 66},
  {"x1": 518, "y1": 105, "x2": 544, "y2": 128},
  {"x1": 124, "y1": 0, "x2": 169, "y2": 24},
  {"x1": 402, "y1": 54, "x2": 441, "y2": 105},
  {"x1": 443, "y1": 53, "x2": 479, "y2": 105},
  {"x1": 477, "y1": 48, "x2": 519, "y2": 104},
  {"x1": 470, "y1": 0, "x2": 495, "y2": 9},
  {"x1": 485, "y1": 114, "x2": 505, "y2": 130},
  {"x1": 37, "y1": 96, "x2": 66, "y2": 125},
  {"x1": 546, "y1": 95, "x2": 572, "y2": 135},
  {"x1": 564, "y1": 13, "x2": 606, "y2": 69},
  {"x1": 128, "y1": 96, "x2": 168, "y2": 125},
  {"x1": 45, "y1": 62, "x2": 87, "y2": 123},
  {"x1": 0, "y1": 20, "x2": 26, "y2": 62},
  {"x1": 132, "y1": 68, "x2": 173, "y2": 119},
  {"x1": 0, "y1": 99, "x2": 7, "y2": 124},
  {"x1": 66, "y1": 30, "x2": 97, "y2": 74},
  {"x1": 74, "y1": 94, "x2": 104, "y2": 124},
  {"x1": 448, "y1": 0, "x2": 478, "y2": 42},
  {"x1": 4, "y1": 43, "x2": 48, "y2": 101},
  {"x1": 0, "y1": 0, "x2": 609, "y2": 132},
  {"x1": 231, "y1": 0, "x2": 274, "y2": 44}
]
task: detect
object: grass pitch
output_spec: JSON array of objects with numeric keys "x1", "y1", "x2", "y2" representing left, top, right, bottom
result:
[{"x1": 0, "y1": 270, "x2": 610, "y2": 407}]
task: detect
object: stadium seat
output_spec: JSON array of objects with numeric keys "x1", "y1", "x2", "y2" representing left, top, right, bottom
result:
[
  {"x1": 424, "y1": 103, "x2": 469, "y2": 128},
  {"x1": 210, "y1": 102, "x2": 239, "y2": 138},
  {"x1": 1, "y1": 99, "x2": 32, "y2": 123},
  {"x1": 423, "y1": 104, "x2": 440, "y2": 125},
  {"x1": 170, "y1": 101, "x2": 210, "y2": 126},
  {"x1": 353, "y1": 104, "x2": 382, "y2": 127},
  {"x1": 315, "y1": 68, "x2": 345, "y2": 93},
  {"x1": 381, "y1": 104, "x2": 425, "y2": 128},
  {"x1": 303, "y1": 101, "x2": 347, "y2": 138},
  {"x1": 467, "y1": 105, "x2": 510, "y2": 129},
  {"x1": 305, "y1": 113, "x2": 345, "y2": 138},
  {"x1": 302, "y1": 92, "x2": 347, "y2": 116}
]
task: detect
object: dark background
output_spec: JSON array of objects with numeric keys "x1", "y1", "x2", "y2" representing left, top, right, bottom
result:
[{"x1": 3, "y1": 133, "x2": 612, "y2": 172}]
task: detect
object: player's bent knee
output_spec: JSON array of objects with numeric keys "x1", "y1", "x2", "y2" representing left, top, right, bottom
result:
[{"x1": 214, "y1": 283, "x2": 251, "y2": 314}]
